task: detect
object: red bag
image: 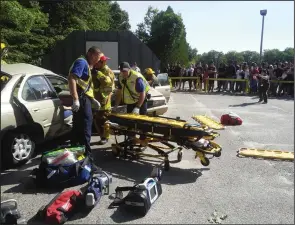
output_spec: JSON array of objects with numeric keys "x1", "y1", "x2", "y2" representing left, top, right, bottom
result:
[
  {"x1": 39, "y1": 190, "x2": 83, "y2": 224},
  {"x1": 220, "y1": 113, "x2": 242, "y2": 126}
]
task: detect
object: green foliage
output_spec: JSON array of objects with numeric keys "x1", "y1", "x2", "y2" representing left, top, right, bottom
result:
[
  {"x1": 109, "y1": 1, "x2": 131, "y2": 31},
  {"x1": 197, "y1": 48, "x2": 293, "y2": 66},
  {"x1": 136, "y1": 6, "x2": 190, "y2": 70},
  {"x1": 135, "y1": 6, "x2": 159, "y2": 44},
  {"x1": 1, "y1": 0, "x2": 131, "y2": 65}
]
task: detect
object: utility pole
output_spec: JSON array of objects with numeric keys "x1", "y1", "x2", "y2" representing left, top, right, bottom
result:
[{"x1": 259, "y1": 9, "x2": 267, "y2": 64}]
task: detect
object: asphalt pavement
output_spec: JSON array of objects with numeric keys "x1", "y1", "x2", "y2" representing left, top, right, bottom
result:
[{"x1": 1, "y1": 91, "x2": 294, "y2": 224}]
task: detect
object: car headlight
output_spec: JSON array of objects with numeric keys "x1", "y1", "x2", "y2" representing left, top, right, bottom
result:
[{"x1": 152, "y1": 99, "x2": 166, "y2": 107}]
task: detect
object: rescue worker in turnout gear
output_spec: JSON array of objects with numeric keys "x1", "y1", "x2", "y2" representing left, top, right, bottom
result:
[
  {"x1": 144, "y1": 68, "x2": 159, "y2": 87},
  {"x1": 91, "y1": 53, "x2": 115, "y2": 145},
  {"x1": 68, "y1": 46, "x2": 102, "y2": 157},
  {"x1": 1, "y1": 42, "x2": 8, "y2": 65},
  {"x1": 114, "y1": 62, "x2": 151, "y2": 141}
]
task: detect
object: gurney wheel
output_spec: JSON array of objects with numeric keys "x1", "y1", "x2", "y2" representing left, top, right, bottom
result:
[
  {"x1": 214, "y1": 151, "x2": 221, "y2": 157},
  {"x1": 111, "y1": 144, "x2": 120, "y2": 157},
  {"x1": 177, "y1": 151, "x2": 183, "y2": 162},
  {"x1": 201, "y1": 157, "x2": 210, "y2": 166},
  {"x1": 164, "y1": 160, "x2": 170, "y2": 171}
]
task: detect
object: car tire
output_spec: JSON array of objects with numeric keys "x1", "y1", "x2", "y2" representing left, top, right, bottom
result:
[{"x1": 2, "y1": 131, "x2": 35, "y2": 168}]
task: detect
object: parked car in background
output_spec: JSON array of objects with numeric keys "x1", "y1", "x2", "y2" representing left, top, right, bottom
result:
[
  {"x1": 112, "y1": 70, "x2": 170, "y2": 116},
  {"x1": 1, "y1": 63, "x2": 72, "y2": 167}
]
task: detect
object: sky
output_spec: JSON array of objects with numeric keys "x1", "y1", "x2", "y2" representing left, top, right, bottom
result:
[{"x1": 118, "y1": 1, "x2": 294, "y2": 54}]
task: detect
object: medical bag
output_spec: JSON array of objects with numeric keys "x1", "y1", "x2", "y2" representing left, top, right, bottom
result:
[
  {"x1": 33, "y1": 146, "x2": 100, "y2": 188},
  {"x1": 84, "y1": 172, "x2": 112, "y2": 208},
  {"x1": 110, "y1": 167, "x2": 162, "y2": 217},
  {"x1": 220, "y1": 112, "x2": 243, "y2": 126},
  {"x1": 38, "y1": 190, "x2": 83, "y2": 224}
]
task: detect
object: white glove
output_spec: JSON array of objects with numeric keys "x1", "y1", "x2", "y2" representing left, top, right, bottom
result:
[
  {"x1": 92, "y1": 98, "x2": 101, "y2": 110},
  {"x1": 132, "y1": 107, "x2": 140, "y2": 115},
  {"x1": 72, "y1": 99, "x2": 80, "y2": 112}
]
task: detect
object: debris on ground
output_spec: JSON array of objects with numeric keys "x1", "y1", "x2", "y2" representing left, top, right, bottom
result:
[{"x1": 208, "y1": 209, "x2": 228, "y2": 224}]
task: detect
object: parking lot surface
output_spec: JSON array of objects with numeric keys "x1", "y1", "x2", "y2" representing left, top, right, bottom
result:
[{"x1": 1, "y1": 92, "x2": 294, "y2": 224}]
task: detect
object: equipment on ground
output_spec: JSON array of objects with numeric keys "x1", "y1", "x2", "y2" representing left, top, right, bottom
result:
[
  {"x1": 37, "y1": 190, "x2": 83, "y2": 224},
  {"x1": 237, "y1": 148, "x2": 294, "y2": 161},
  {"x1": 110, "y1": 167, "x2": 162, "y2": 217},
  {"x1": 192, "y1": 115, "x2": 225, "y2": 130},
  {"x1": 220, "y1": 112, "x2": 243, "y2": 126},
  {"x1": 1, "y1": 199, "x2": 25, "y2": 224},
  {"x1": 85, "y1": 172, "x2": 112, "y2": 208},
  {"x1": 107, "y1": 113, "x2": 222, "y2": 170},
  {"x1": 32, "y1": 145, "x2": 100, "y2": 188}
]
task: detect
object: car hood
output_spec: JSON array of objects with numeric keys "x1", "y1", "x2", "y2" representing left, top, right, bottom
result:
[{"x1": 148, "y1": 87, "x2": 163, "y2": 97}]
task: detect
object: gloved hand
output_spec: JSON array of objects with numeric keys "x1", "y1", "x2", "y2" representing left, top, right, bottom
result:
[
  {"x1": 132, "y1": 107, "x2": 140, "y2": 115},
  {"x1": 92, "y1": 98, "x2": 101, "y2": 110},
  {"x1": 72, "y1": 99, "x2": 80, "y2": 112}
]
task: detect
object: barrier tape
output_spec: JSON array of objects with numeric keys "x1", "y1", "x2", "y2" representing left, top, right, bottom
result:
[{"x1": 168, "y1": 76, "x2": 294, "y2": 94}]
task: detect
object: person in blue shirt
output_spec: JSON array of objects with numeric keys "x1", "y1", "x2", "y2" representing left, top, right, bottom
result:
[{"x1": 68, "y1": 46, "x2": 101, "y2": 157}]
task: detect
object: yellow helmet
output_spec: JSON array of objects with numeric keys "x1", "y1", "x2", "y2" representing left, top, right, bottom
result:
[
  {"x1": 144, "y1": 68, "x2": 155, "y2": 75},
  {"x1": 1, "y1": 43, "x2": 6, "y2": 50}
]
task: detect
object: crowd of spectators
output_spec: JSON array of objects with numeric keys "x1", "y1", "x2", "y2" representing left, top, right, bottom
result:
[{"x1": 166, "y1": 60, "x2": 294, "y2": 98}]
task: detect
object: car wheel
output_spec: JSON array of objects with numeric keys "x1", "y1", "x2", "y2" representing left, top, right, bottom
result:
[{"x1": 2, "y1": 132, "x2": 35, "y2": 167}]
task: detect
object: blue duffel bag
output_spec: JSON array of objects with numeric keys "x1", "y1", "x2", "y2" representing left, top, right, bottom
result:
[{"x1": 33, "y1": 146, "x2": 100, "y2": 188}]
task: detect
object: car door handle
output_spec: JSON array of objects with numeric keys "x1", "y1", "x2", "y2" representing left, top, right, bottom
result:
[{"x1": 33, "y1": 108, "x2": 40, "y2": 112}]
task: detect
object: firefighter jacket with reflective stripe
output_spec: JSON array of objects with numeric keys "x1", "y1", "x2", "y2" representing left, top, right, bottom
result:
[{"x1": 93, "y1": 65, "x2": 115, "y2": 110}]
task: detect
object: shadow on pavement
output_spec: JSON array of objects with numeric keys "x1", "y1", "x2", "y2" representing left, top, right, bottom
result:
[
  {"x1": 228, "y1": 102, "x2": 260, "y2": 107},
  {"x1": 91, "y1": 147, "x2": 209, "y2": 185}
]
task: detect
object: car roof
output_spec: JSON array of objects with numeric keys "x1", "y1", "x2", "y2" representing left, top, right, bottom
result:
[{"x1": 0, "y1": 63, "x2": 57, "y2": 76}]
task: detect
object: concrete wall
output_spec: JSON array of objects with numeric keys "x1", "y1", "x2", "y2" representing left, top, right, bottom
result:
[{"x1": 42, "y1": 30, "x2": 160, "y2": 76}]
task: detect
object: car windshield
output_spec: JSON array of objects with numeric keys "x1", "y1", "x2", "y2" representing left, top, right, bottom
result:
[
  {"x1": 157, "y1": 73, "x2": 169, "y2": 86},
  {"x1": 0, "y1": 72, "x2": 12, "y2": 92}
]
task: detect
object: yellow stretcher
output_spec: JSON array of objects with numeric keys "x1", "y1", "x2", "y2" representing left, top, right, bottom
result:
[
  {"x1": 106, "y1": 113, "x2": 222, "y2": 170},
  {"x1": 237, "y1": 148, "x2": 294, "y2": 161},
  {"x1": 192, "y1": 115, "x2": 225, "y2": 130}
]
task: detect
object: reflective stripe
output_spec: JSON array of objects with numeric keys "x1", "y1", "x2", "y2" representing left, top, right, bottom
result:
[
  {"x1": 119, "y1": 69, "x2": 150, "y2": 104},
  {"x1": 69, "y1": 56, "x2": 94, "y2": 98},
  {"x1": 93, "y1": 65, "x2": 115, "y2": 110}
]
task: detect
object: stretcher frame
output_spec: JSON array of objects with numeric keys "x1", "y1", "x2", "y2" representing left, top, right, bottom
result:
[{"x1": 106, "y1": 114, "x2": 222, "y2": 171}]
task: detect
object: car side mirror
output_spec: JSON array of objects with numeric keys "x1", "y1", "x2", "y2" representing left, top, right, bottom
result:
[{"x1": 54, "y1": 86, "x2": 62, "y2": 94}]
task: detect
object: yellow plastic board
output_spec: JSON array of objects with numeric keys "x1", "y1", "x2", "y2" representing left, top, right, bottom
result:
[
  {"x1": 237, "y1": 148, "x2": 294, "y2": 161},
  {"x1": 192, "y1": 115, "x2": 225, "y2": 130}
]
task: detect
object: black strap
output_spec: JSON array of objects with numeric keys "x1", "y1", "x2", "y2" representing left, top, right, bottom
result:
[
  {"x1": 115, "y1": 185, "x2": 137, "y2": 192},
  {"x1": 123, "y1": 80, "x2": 137, "y2": 102}
]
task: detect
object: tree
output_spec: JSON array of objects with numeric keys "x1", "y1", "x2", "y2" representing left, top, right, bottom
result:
[
  {"x1": 135, "y1": 6, "x2": 159, "y2": 44},
  {"x1": 109, "y1": 1, "x2": 131, "y2": 31},
  {"x1": 187, "y1": 44, "x2": 198, "y2": 63},
  {"x1": 224, "y1": 51, "x2": 244, "y2": 64},
  {"x1": 148, "y1": 6, "x2": 188, "y2": 69},
  {"x1": 1, "y1": 1, "x2": 50, "y2": 64},
  {"x1": 240, "y1": 51, "x2": 260, "y2": 64},
  {"x1": 263, "y1": 49, "x2": 283, "y2": 64},
  {"x1": 39, "y1": 1, "x2": 111, "y2": 36}
]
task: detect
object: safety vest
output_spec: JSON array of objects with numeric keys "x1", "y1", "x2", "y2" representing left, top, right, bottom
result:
[
  {"x1": 119, "y1": 69, "x2": 150, "y2": 104},
  {"x1": 69, "y1": 56, "x2": 94, "y2": 99},
  {"x1": 93, "y1": 65, "x2": 115, "y2": 110}
]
